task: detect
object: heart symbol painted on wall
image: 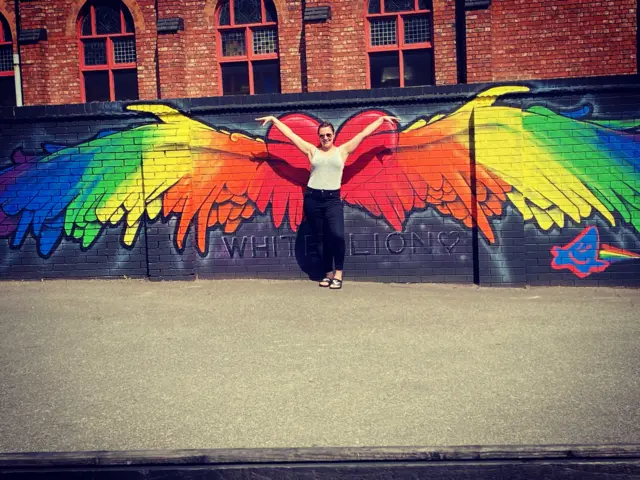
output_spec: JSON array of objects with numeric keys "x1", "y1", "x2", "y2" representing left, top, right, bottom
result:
[
  {"x1": 265, "y1": 110, "x2": 399, "y2": 172},
  {"x1": 438, "y1": 231, "x2": 461, "y2": 253}
]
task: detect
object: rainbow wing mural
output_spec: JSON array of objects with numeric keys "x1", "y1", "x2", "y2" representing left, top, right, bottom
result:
[
  {"x1": 474, "y1": 98, "x2": 640, "y2": 233},
  {"x1": 1, "y1": 105, "x2": 198, "y2": 255},
  {"x1": 0, "y1": 86, "x2": 639, "y2": 279}
]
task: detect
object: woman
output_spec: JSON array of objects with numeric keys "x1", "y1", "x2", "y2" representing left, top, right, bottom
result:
[{"x1": 257, "y1": 114, "x2": 399, "y2": 289}]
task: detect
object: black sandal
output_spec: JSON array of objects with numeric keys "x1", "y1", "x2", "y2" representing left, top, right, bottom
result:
[
  {"x1": 329, "y1": 278, "x2": 343, "y2": 289},
  {"x1": 319, "y1": 277, "x2": 333, "y2": 287}
]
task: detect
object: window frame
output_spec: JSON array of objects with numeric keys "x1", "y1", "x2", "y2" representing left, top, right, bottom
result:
[
  {"x1": 0, "y1": 15, "x2": 14, "y2": 79},
  {"x1": 0, "y1": 15, "x2": 16, "y2": 107},
  {"x1": 365, "y1": 0, "x2": 433, "y2": 88},
  {"x1": 77, "y1": 0, "x2": 138, "y2": 102},
  {"x1": 215, "y1": 0, "x2": 280, "y2": 96}
]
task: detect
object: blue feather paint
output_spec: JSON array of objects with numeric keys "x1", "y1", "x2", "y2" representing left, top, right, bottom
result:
[{"x1": 39, "y1": 216, "x2": 64, "y2": 256}]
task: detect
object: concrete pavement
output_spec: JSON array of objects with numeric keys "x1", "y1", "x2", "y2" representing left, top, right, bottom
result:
[{"x1": 0, "y1": 279, "x2": 638, "y2": 453}]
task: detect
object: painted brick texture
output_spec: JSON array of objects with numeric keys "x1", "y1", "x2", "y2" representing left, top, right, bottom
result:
[{"x1": 1, "y1": 78, "x2": 639, "y2": 286}]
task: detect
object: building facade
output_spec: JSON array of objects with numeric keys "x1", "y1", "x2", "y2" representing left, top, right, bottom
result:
[{"x1": 0, "y1": 0, "x2": 636, "y2": 106}]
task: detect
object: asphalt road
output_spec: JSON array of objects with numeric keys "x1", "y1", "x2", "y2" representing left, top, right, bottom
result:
[{"x1": 0, "y1": 279, "x2": 638, "y2": 453}]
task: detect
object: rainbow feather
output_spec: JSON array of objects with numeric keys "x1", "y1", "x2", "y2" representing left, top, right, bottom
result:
[
  {"x1": 1, "y1": 92, "x2": 639, "y2": 258},
  {"x1": 473, "y1": 88, "x2": 640, "y2": 232},
  {"x1": 0, "y1": 105, "x2": 201, "y2": 254}
]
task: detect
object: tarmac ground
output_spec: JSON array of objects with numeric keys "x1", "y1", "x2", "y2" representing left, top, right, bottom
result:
[{"x1": 0, "y1": 279, "x2": 638, "y2": 454}]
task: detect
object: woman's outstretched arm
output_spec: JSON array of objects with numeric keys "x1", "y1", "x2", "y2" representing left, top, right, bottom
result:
[
  {"x1": 339, "y1": 115, "x2": 400, "y2": 159},
  {"x1": 257, "y1": 116, "x2": 316, "y2": 158}
]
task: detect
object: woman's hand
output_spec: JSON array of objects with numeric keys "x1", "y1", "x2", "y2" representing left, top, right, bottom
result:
[
  {"x1": 380, "y1": 115, "x2": 401, "y2": 125},
  {"x1": 256, "y1": 116, "x2": 277, "y2": 126},
  {"x1": 339, "y1": 114, "x2": 401, "y2": 157},
  {"x1": 256, "y1": 115, "x2": 315, "y2": 158}
]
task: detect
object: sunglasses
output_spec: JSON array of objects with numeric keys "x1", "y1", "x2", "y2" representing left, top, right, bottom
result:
[{"x1": 319, "y1": 133, "x2": 333, "y2": 139}]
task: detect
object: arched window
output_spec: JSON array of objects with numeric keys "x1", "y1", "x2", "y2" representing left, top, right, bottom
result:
[
  {"x1": 0, "y1": 15, "x2": 15, "y2": 106},
  {"x1": 216, "y1": 0, "x2": 280, "y2": 95},
  {"x1": 366, "y1": 0, "x2": 434, "y2": 88},
  {"x1": 77, "y1": 0, "x2": 138, "y2": 102}
]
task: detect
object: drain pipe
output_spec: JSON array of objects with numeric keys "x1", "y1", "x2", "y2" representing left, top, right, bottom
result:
[
  {"x1": 455, "y1": 0, "x2": 467, "y2": 84},
  {"x1": 13, "y1": 0, "x2": 23, "y2": 106},
  {"x1": 13, "y1": 53, "x2": 23, "y2": 106},
  {"x1": 154, "y1": 0, "x2": 161, "y2": 98}
]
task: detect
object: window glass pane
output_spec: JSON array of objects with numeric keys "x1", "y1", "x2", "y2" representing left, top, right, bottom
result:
[
  {"x1": 81, "y1": 13, "x2": 93, "y2": 36},
  {"x1": 384, "y1": 0, "x2": 414, "y2": 12},
  {"x1": 124, "y1": 9, "x2": 135, "y2": 33},
  {"x1": 368, "y1": 0, "x2": 381, "y2": 14},
  {"x1": 234, "y1": 0, "x2": 261, "y2": 24},
  {"x1": 252, "y1": 27, "x2": 278, "y2": 55},
  {"x1": 113, "y1": 36, "x2": 136, "y2": 63},
  {"x1": 83, "y1": 39, "x2": 107, "y2": 65},
  {"x1": 221, "y1": 62, "x2": 249, "y2": 95},
  {"x1": 265, "y1": 0, "x2": 277, "y2": 22},
  {"x1": 369, "y1": 18, "x2": 396, "y2": 47},
  {"x1": 0, "y1": 77, "x2": 16, "y2": 106},
  {"x1": 114, "y1": 69, "x2": 138, "y2": 100},
  {"x1": 369, "y1": 51, "x2": 399, "y2": 88},
  {"x1": 403, "y1": 48, "x2": 434, "y2": 86},
  {"x1": 95, "y1": 4, "x2": 121, "y2": 34},
  {"x1": 84, "y1": 70, "x2": 110, "y2": 102},
  {"x1": 0, "y1": 45, "x2": 13, "y2": 71},
  {"x1": 1, "y1": 17, "x2": 11, "y2": 42},
  {"x1": 219, "y1": 0, "x2": 230, "y2": 25},
  {"x1": 253, "y1": 60, "x2": 280, "y2": 94},
  {"x1": 418, "y1": 0, "x2": 431, "y2": 9},
  {"x1": 404, "y1": 14, "x2": 431, "y2": 44},
  {"x1": 221, "y1": 30, "x2": 246, "y2": 56}
]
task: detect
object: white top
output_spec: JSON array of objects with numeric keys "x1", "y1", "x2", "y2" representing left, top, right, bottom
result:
[{"x1": 307, "y1": 147, "x2": 344, "y2": 190}]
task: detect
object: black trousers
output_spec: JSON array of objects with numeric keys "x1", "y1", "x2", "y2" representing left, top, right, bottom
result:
[{"x1": 303, "y1": 187, "x2": 345, "y2": 273}]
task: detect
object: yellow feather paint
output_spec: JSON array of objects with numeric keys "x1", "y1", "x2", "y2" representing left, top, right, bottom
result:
[{"x1": 474, "y1": 104, "x2": 616, "y2": 230}]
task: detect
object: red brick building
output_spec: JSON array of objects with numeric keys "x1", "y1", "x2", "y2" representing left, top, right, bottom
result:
[{"x1": 0, "y1": 0, "x2": 637, "y2": 106}]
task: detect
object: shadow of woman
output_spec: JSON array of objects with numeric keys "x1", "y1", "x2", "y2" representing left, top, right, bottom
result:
[{"x1": 294, "y1": 219, "x2": 326, "y2": 281}]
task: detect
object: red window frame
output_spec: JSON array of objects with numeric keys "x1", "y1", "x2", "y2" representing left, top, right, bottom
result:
[
  {"x1": 77, "y1": 1, "x2": 137, "y2": 102},
  {"x1": 215, "y1": 0, "x2": 279, "y2": 95},
  {"x1": 365, "y1": 0, "x2": 433, "y2": 88},
  {"x1": 0, "y1": 15, "x2": 14, "y2": 79}
]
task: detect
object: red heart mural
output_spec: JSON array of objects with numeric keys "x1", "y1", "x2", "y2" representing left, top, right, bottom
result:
[{"x1": 263, "y1": 110, "x2": 410, "y2": 229}]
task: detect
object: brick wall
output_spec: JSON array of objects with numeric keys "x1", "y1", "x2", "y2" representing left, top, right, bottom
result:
[
  {"x1": 183, "y1": 0, "x2": 220, "y2": 98},
  {"x1": 155, "y1": 0, "x2": 303, "y2": 98},
  {"x1": 16, "y1": 0, "x2": 50, "y2": 105},
  {"x1": 7, "y1": 0, "x2": 636, "y2": 106},
  {"x1": 14, "y1": 0, "x2": 157, "y2": 105},
  {"x1": 157, "y1": 27, "x2": 187, "y2": 99},
  {"x1": 433, "y1": 0, "x2": 457, "y2": 85},
  {"x1": 468, "y1": 0, "x2": 637, "y2": 82},
  {"x1": 1, "y1": 77, "x2": 639, "y2": 286},
  {"x1": 133, "y1": 0, "x2": 159, "y2": 99},
  {"x1": 465, "y1": 7, "x2": 491, "y2": 83},
  {"x1": 276, "y1": 0, "x2": 303, "y2": 94},
  {"x1": 304, "y1": 0, "x2": 368, "y2": 92}
]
